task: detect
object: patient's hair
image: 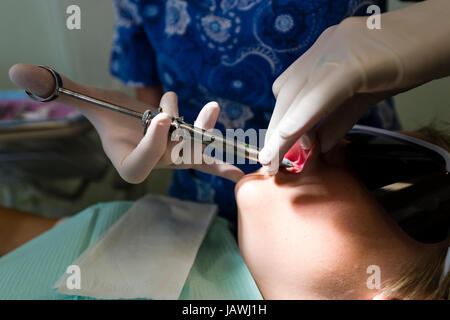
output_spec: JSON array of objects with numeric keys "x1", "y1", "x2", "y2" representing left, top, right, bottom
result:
[
  {"x1": 380, "y1": 124, "x2": 449, "y2": 300},
  {"x1": 380, "y1": 245, "x2": 449, "y2": 300},
  {"x1": 415, "y1": 124, "x2": 450, "y2": 152}
]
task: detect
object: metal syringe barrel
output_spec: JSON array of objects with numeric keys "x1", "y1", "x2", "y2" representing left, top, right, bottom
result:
[{"x1": 173, "y1": 121, "x2": 260, "y2": 163}]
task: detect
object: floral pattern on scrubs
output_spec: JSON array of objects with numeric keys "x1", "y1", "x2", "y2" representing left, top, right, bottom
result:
[{"x1": 110, "y1": 0, "x2": 399, "y2": 220}]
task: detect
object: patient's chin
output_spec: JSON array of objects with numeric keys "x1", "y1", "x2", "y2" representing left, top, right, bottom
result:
[
  {"x1": 235, "y1": 147, "x2": 321, "y2": 202},
  {"x1": 235, "y1": 140, "x2": 353, "y2": 215}
]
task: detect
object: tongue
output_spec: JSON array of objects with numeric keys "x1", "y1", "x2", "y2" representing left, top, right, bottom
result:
[{"x1": 283, "y1": 141, "x2": 312, "y2": 173}]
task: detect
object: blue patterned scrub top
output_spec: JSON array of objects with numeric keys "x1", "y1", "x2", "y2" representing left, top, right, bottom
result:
[{"x1": 110, "y1": 0, "x2": 400, "y2": 220}]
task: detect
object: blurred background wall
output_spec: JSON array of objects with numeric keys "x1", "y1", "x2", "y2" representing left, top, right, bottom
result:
[
  {"x1": 0, "y1": 0, "x2": 126, "y2": 92},
  {"x1": 387, "y1": 0, "x2": 450, "y2": 130}
]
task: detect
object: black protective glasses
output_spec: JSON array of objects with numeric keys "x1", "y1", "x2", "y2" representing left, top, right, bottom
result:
[{"x1": 345, "y1": 125, "x2": 449, "y2": 191}]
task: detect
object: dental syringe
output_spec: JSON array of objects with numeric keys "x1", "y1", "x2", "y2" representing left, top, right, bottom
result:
[{"x1": 25, "y1": 66, "x2": 294, "y2": 169}]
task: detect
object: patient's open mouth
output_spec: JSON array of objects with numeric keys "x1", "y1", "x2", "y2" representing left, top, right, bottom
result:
[{"x1": 284, "y1": 141, "x2": 312, "y2": 173}]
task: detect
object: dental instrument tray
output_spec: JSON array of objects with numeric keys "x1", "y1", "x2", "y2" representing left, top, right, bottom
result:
[{"x1": 0, "y1": 91, "x2": 109, "y2": 200}]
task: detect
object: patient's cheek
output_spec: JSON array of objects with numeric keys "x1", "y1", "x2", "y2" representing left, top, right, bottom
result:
[
  {"x1": 235, "y1": 142, "x2": 319, "y2": 214},
  {"x1": 235, "y1": 175, "x2": 291, "y2": 225}
]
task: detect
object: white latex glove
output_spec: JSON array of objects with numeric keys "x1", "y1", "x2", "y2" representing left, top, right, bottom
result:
[
  {"x1": 9, "y1": 64, "x2": 244, "y2": 183},
  {"x1": 260, "y1": 0, "x2": 450, "y2": 171}
]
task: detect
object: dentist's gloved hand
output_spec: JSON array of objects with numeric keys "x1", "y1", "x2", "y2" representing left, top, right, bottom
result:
[
  {"x1": 261, "y1": 0, "x2": 450, "y2": 171},
  {"x1": 9, "y1": 64, "x2": 244, "y2": 183}
]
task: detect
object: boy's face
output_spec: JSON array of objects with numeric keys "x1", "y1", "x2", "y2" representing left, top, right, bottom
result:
[{"x1": 235, "y1": 142, "x2": 408, "y2": 299}]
